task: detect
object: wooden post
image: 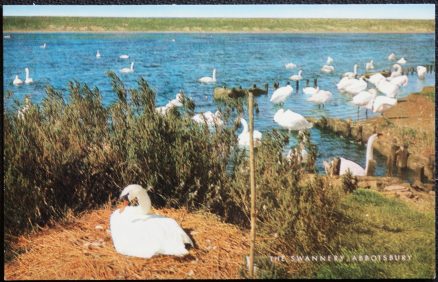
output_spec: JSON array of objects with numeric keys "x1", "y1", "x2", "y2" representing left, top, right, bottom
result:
[
  {"x1": 248, "y1": 92, "x2": 256, "y2": 278},
  {"x1": 295, "y1": 80, "x2": 299, "y2": 91},
  {"x1": 386, "y1": 140, "x2": 399, "y2": 177},
  {"x1": 313, "y1": 78, "x2": 318, "y2": 87},
  {"x1": 306, "y1": 79, "x2": 310, "y2": 87}
]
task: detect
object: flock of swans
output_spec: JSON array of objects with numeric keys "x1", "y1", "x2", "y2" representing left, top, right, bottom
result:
[{"x1": 11, "y1": 43, "x2": 430, "y2": 177}]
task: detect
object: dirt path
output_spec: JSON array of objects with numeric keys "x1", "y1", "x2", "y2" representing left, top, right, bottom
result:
[{"x1": 5, "y1": 204, "x2": 250, "y2": 280}]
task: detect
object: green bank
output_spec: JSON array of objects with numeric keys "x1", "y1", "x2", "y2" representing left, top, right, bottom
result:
[{"x1": 3, "y1": 17, "x2": 435, "y2": 33}]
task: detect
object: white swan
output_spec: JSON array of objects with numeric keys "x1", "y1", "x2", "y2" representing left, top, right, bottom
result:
[
  {"x1": 326, "y1": 56, "x2": 334, "y2": 65},
  {"x1": 336, "y1": 76, "x2": 354, "y2": 91},
  {"x1": 96, "y1": 50, "x2": 101, "y2": 58},
  {"x1": 303, "y1": 86, "x2": 319, "y2": 95},
  {"x1": 24, "y1": 68, "x2": 33, "y2": 84},
  {"x1": 388, "y1": 53, "x2": 396, "y2": 61},
  {"x1": 352, "y1": 89, "x2": 377, "y2": 118},
  {"x1": 367, "y1": 73, "x2": 386, "y2": 87},
  {"x1": 417, "y1": 66, "x2": 427, "y2": 80},
  {"x1": 199, "y1": 69, "x2": 217, "y2": 84},
  {"x1": 238, "y1": 118, "x2": 262, "y2": 147},
  {"x1": 13, "y1": 75, "x2": 23, "y2": 86},
  {"x1": 337, "y1": 133, "x2": 382, "y2": 176},
  {"x1": 365, "y1": 60, "x2": 374, "y2": 71},
  {"x1": 307, "y1": 89, "x2": 332, "y2": 108},
  {"x1": 370, "y1": 96, "x2": 397, "y2": 115},
  {"x1": 40, "y1": 43, "x2": 46, "y2": 49},
  {"x1": 389, "y1": 64, "x2": 403, "y2": 79},
  {"x1": 119, "y1": 54, "x2": 129, "y2": 59},
  {"x1": 397, "y1": 57, "x2": 407, "y2": 65},
  {"x1": 120, "y1": 62, "x2": 134, "y2": 73},
  {"x1": 321, "y1": 65, "x2": 335, "y2": 74},
  {"x1": 376, "y1": 78, "x2": 400, "y2": 98},
  {"x1": 192, "y1": 111, "x2": 223, "y2": 128},
  {"x1": 285, "y1": 63, "x2": 296, "y2": 70},
  {"x1": 17, "y1": 97, "x2": 31, "y2": 121},
  {"x1": 156, "y1": 104, "x2": 172, "y2": 115},
  {"x1": 344, "y1": 77, "x2": 367, "y2": 95},
  {"x1": 110, "y1": 184, "x2": 194, "y2": 259},
  {"x1": 4, "y1": 35, "x2": 11, "y2": 39},
  {"x1": 388, "y1": 75, "x2": 408, "y2": 87},
  {"x1": 270, "y1": 84, "x2": 293, "y2": 104},
  {"x1": 342, "y1": 64, "x2": 358, "y2": 79},
  {"x1": 168, "y1": 92, "x2": 184, "y2": 108},
  {"x1": 289, "y1": 70, "x2": 303, "y2": 81},
  {"x1": 273, "y1": 109, "x2": 313, "y2": 131},
  {"x1": 287, "y1": 143, "x2": 309, "y2": 164}
]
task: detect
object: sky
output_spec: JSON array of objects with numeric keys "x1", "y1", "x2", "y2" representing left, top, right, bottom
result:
[{"x1": 3, "y1": 4, "x2": 435, "y2": 19}]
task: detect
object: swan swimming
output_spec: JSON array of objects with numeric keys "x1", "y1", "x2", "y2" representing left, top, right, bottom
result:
[
  {"x1": 285, "y1": 63, "x2": 297, "y2": 70},
  {"x1": 40, "y1": 43, "x2": 46, "y2": 49},
  {"x1": 326, "y1": 56, "x2": 334, "y2": 65},
  {"x1": 388, "y1": 53, "x2": 396, "y2": 61},
  {"x1": 120, "y1": 62, "x2": 134, "y2": 73},
  {"x1": 289, "y1": 70, "x2": 303, "y2": 81},
  {"x1": 24, "y1": 68, "x2": 33, "y2": 84},
  {"x1": 270, "y1": 84, "x2": 293, "y2": 104},
  {"x1": 342, "y1": 64, "x2": 359, "y2": 79},
  {"x1": 397, "y1": 57, "x2": 407, "y2": 65},
  {"x1": 365, "y1": 60, "x2": 374, "y2": 71},
  {"x1": 238, "y1": 118, "x2": 262, "y2": 147},
  {"x1": 96, "y1": 50, "x2": 101, "y2": 58},
  {"x1": 119, "y1": 54, "x2": 129, "y2": 59},
  {"x1": 168, "y1": 92, "x2": 184, "y2": 108},
  {"x1": 321, "y1": 65, "x2": 335, "y2": 74},
  {"x1": 417, "y1": 66, "x2": 427, "y2": 80},
  {"x1": 13, "y1": 75, "x2": 23, "y2": 86},
  {"x1": 198, "y1": 69, "x2": 217, "y2": 84},
  {"x1": 273, "y1": 109, "x2": 313, "y2": 131},
  {"x1": 110, "y1": 184, "x2": 194, "y2": 259},
  {"x1": 328, "y1": 133, "x2": 382, "y2": 176}
]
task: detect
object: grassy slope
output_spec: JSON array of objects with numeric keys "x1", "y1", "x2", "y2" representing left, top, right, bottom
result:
[
  {"x1": 3, "y1": 17, "x2": 435, "y2": 33},
  {"x1": 315, "y1": 189, "x2": 435, "y2": 279}
]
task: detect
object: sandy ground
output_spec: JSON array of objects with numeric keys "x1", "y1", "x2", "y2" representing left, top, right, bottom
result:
[{"x1": 4, "y1": 204, "x2": 250, "y2": 280}]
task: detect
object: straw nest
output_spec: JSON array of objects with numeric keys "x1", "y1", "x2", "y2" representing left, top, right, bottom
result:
[{"x1": 5, "y1": 204, "x2": 250, "y2": 279}]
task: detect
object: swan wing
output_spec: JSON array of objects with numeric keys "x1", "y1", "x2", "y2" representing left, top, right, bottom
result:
[
  {"x1": 110, "y1": 212, "x2": 192, "y2": 258},
  {"x1": 339, "y1": 157, "x2": 365, "y2": 176}
]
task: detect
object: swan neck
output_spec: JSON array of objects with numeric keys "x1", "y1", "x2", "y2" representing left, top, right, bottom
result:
[
  {"x1": 212, "y1": 69, "x2": 216, "y2": 80},
  {"x1": 364, "y1": 134, "x2": 377, "y2": 174},
  {"x1": 25, "y1": 69, "x2": 29, "y2": 79},
  {"x1": 137, "y1": 190, "x2": 152, "y2": 214},
  {"x1": 354, "y1": 64, "x2": 358, "y2": 74},
  {"x1": 240, "y1": 118, "x2": 248, "y2": 133}
]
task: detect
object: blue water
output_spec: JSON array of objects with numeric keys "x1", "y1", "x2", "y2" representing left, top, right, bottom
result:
[{"x1": 3, "y1": 33, "x2": 435, "y2": 178}]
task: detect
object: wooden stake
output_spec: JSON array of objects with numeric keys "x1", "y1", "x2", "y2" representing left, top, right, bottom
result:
[{"x1": 248, "y1": 92, "x2": 256, "y2": 278}]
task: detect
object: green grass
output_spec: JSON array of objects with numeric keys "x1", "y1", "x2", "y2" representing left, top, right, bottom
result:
[
  {"x1": 314, "y1": 189, "x2": 435, "y2": 279},
  {"x1": 3, "y1": 16, "x2": 435, "y2": 33},
  {"x1": 414, "y1": 86, "x2": 435, "y2": 102}
]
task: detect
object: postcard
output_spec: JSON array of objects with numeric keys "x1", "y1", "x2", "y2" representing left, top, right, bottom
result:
[{"x1": 3, "y1": 3, "x2": 435, "y2": 279}]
